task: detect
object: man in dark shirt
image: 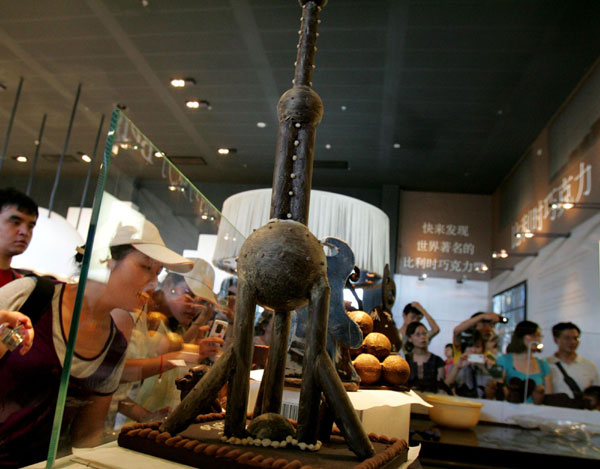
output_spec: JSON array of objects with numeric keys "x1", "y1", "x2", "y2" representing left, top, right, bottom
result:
[{"x1": 0, "y1": 187, "x2": 38, "y2": 287}]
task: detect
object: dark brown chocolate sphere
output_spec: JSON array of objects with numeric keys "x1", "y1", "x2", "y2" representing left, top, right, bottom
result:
[
  {"x1": 352, "y1": 353, "x2": 382, "y2": 385},
  {"x1": 363, "y1": 332, "x2": 392, "y2": 360},
  {"x1": 382, "y1": 355, "x2": 411, "y2": 385}
]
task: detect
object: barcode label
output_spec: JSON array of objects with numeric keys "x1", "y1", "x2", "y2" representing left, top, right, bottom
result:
[{"x1": 281, "y1": 402, "x2": 299, "y2": 421}]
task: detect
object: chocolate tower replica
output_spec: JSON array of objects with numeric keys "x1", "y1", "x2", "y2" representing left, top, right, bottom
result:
[{"x1": 161, "y1": 0, "x2": 374, "y2": 460}]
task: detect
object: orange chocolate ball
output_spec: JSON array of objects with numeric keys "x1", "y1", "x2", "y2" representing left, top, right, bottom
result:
[
  {"x1": 382, "y1": 355, "x2": 411, "y2": 385},
  {"x1": 353, "y1": 353, "x2": 382, "y2": 385},
  {"x1": 363, "y1": 332, "x2": 392, "y2": 360},
  {"x1": 348, "y1": 310, "x2": 374, "y2": 337}
]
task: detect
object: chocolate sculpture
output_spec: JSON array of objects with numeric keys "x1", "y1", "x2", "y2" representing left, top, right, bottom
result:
[{"x1": 160, "y1": 0, "x2": 375, "y2": 460}]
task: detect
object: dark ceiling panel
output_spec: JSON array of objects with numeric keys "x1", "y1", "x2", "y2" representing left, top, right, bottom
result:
[{"x1": 0, "y1": 0, "x2": 598, "y2": 197}]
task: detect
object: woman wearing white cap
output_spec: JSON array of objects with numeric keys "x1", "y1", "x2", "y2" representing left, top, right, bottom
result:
[
  {"x1": 0, "y1": 219, "x2": 192, "y2": 468},
  {"x1": 109, "y1": 258, "x2": 225, "y2": 427}
]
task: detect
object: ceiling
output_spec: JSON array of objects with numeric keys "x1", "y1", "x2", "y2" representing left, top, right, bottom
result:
[{"x1": 1, "y1": 0, "x2": 600, "y2": 195}]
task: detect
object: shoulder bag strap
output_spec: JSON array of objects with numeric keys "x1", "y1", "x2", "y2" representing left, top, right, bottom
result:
[
  {"x1": 19, "y1": 275, "x2": 56, "y2": 324},
  {"x1": 555, "y1": 361, "x2": 582, "y2": 395}
]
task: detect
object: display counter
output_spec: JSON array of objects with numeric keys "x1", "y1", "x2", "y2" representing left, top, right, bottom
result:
[{"x1": 410, "y1": 414, "x2": 600, "y2": 468}]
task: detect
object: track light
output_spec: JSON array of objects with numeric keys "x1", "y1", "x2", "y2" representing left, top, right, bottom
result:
[
  {"x1": 515, "y1": 231, "x2": 570, "y2": 239},
  {"x1": 492, "y1": 249, "x2": 538, "y2": 258},
  {"x1": 549, "y1": 200, "x2": 600, "y2": 210}
]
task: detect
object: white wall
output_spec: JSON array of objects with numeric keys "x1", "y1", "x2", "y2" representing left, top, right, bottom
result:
[
  {"x1": 490, "y1": 211, "x2": 600, "y2": 368},
  {"x1": 392, "y1": 274, "x2": 489, "y2": 358}
]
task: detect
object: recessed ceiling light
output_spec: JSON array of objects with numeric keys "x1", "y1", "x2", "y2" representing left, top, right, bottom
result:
[
  {"x1": 81, "y1": 154, "x2": 92, "y2": 163},
  {"x1": 170, "y1": 77, "x2": 196, "y2": 88},
  {"x1": 218, "y1": 148, "x2": 237, "y2": 156},
  {"x1": 154, "y1": 151, "x2": 165, "y2": 158},
  {"x1": 168, "y1": 185, "x2": 177, "y2": 191},
  {"x1": 393, "y1": 143, "x2": 401, "y2": 149},
  {"x1": 185, "y1": 99, "x2": 211, "y2": 110},
  {"x1": 325, "y1": 144, "x2": 331, "y2": 149},
  {"x1": 340, "y1": 105, "x2": 347, "y2": 111},
  {"x1": 15, "y1": 155, "x2": 28, "y2": 163},
  {"x1": 256, "y1": 122, "x2": 266, "y2": 128}
]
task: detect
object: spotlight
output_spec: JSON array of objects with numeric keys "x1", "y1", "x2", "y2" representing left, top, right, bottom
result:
[
  {"x1": 515, "y1": 231, "x2": 569, "y2": 239},
  {"x1": 256, "y1": 122, "x2": 267, "y2": 128},
  {"x1": 154, "y1": 151, "x2": 165, "y2": 158},
  {"x1": 81, "y1": 154, "x2": 92, "y2": 163},
  {"x1": 168, "y1": 185, "x2": 177, "y2": 191},
  {"x1": 185, "y1": 99, "x2": 211, "y2": 110},
  {"x1": 218, "y1": 148, "x2": 237, "y2": 156},
  {"x1": 549, "y1": 200, "x2": 600, "y2": 210},
  {"x1": 15, "y1": 155, "x2": 28, "y2": 163},
  {"x1": 492, "y1": 249, "x2": 509, "y2": 259},
  {"x1": 170, "y1": 77, "x2": 196, "y2": 88}
]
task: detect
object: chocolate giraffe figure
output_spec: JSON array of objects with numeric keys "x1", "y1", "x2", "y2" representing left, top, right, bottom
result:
[{"x1": 161, "y1": 0, "x2": 374, "y2": 460}]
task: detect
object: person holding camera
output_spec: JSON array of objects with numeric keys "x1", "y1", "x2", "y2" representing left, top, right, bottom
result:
[
  {"x1": 452, "y1": 311, "x2": 503, "y2": 362},
  {"x1": 446, "y1": 330, "x2": 502, "y2": 399}
]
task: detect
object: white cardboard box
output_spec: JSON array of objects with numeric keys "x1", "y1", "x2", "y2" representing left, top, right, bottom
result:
[{"x1": 248, "y1": 380, "x2": 430, "y2": 442}]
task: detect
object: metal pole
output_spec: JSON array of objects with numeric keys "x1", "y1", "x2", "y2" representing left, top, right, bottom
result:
[
  {"x1": 26, "y1": 113, "x2": 47, "y2": 196},
  {"x1": 0, "y1": 77, "x2": 24, "y2": 175},
  {"x1": 76, "y1": 113, "x2": 105, "y2": 230},
  {"x1": 47, "y1": 83, "x2": 81, "y2": 216}
]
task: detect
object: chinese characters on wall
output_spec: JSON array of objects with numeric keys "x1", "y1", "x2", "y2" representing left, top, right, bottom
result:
[
  {"x1": 511, "y1": 162, "x2": 592, "y2": 248},
  {"x1": 398, "y1": 192, "x2": 491, "y2": 280},
  {"x1": 403, "y1": 223, "x2": 480, "y2": 274}
]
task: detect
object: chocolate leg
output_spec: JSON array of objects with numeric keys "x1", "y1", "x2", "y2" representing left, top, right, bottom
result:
[
  {"x1": 256, "y1": 310, "x2": 291, "y2": 417},
  {"x1": 160, "y1": 345, "x2": 234, "y2": 435},
  {"x1": 317, "y1": 398, "x2": 334, "y2": 443},
  {"x1": 225, "y1": 279, "x2": 257, "y2": 437},
  {"x1": 296, "y1": 277, "x2": 329, "y2": 444},
  {"x1": 317, "y1": 351, "x2": 375, "y2": 460}
]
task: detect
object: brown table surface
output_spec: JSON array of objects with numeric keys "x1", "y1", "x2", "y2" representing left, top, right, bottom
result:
[{"x1": 410, "y1": 414, "x2": 600, "y2": 468}]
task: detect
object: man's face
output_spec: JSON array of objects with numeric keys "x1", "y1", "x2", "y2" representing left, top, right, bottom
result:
[
  {"x1": 0, "y1": 205, "x2": 37, "y2": 259},
  {"x1": 555, "y1": 328, "x2": 580, "y2": 354}
]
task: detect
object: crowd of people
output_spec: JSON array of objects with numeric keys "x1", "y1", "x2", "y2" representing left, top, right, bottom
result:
[
  {"x1": 398, "y1": 301, "x2": 600, "y2": 409},
  {"x1": 1, "y1": 185, "x2": 600, "y2": 467},
  {"x1": 0, "y1": 187, "x2": 235, "y2": 467}
]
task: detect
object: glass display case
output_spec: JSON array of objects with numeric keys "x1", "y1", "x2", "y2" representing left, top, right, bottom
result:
[{"x1": 0, "y1": 110, "x2": 244, "y2": 467}]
